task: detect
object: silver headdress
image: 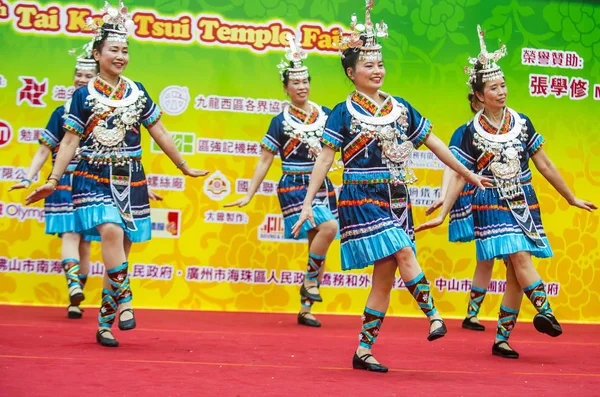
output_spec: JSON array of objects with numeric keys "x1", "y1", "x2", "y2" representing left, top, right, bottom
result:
[
  {"x1": 465, "y1": 25, "x2": 507, "y2": 85},
  {"x1": 277, "y1": 33, "x2": 309, "y2": 82},
  {"x1": 69, "y1": 41, "x2": 97, "y2": 71},
  {"x1": 86, "y1": 1, "x2": 136, "y2": 44},
  {"x1": 337, "y1": 0, "x2": 388, "y2": 62}
]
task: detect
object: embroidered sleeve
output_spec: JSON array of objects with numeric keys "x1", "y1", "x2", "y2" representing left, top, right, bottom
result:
[
  {"x1": 138, "y1": 83, "x2": 163, "y2": 129},
  {"x1": 523, "y1": 115, "x2": 545, "y2": 157},
  {"x1": 321, "y1": 103, "x2": 345, "y2": 152},
  {"x1": 62, "y1": 89, "x2": 87, "y2": 139},
  {"x1": 39, "y1": 107, "x2": 65, "y2": 149},
  {"x1": 260, "y1": 117, "x2": 281, "y2": 155},
  {"x1": 399, "y1": 98, "x2": 432, "y2": 149},
  {"x1": 454, "y1": 125, "x2": 478, "y2": 170}
]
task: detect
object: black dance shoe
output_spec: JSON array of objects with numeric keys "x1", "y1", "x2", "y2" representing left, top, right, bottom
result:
[
  {"x1": 297, "y1": 312, "x2": 321, "y2": 327},
  {"x1": 96, "y1": 329, "x2": 119, "y2": 347},
  {"x1": 492, "y1": 341, "x2": 519, "y2": 359},
  {"x1": 67, "y1": 305, "x2": 83, "y2": 319},
  {"x1": 118, "y1": 308, "x2": 136, "y2": 331},
  {"x1": 533, "y1": 312, "x2": 563, "y2": 337},
  {"x1": 462, "y1": 316, "x2": 486, "y2": 331},
  {"x1": 427, "y1": 318, "x2": 448, "y2": 341},
  {"x1": 352, "y1": 353, "x2": 388, "y2": 373},
  {"x1": 300, "y1": 283, "x2": 322, "y2": 302}
]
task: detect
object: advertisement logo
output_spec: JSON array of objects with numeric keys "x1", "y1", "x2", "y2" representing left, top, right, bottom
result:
[
  {"x1": 0, "y1": 201, "x2": 45, "y2": 223},
  {"x1": 204, "y1": 171, "x2": 231, "y2": 201},
  {"x1": 0, "y1": 120, "x2": 12, "y2": 148},
  {"x1": 159, "y1": 86, "x2": 190, "y2": 116},
  {"x1": 17, "y1": 76, "x2": 48, "y2": 107},
  {"x1": 150, "y1": 209, "x2": 181, "y2": 238},
  {"x1": 257, "y1": 214, "x2": 304, "y2": 242},
  {"x1": 151, "y1": 131, "x2": 195, "y2": 155}
]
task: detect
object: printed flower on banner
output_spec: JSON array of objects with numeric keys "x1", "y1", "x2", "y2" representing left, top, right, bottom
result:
[
  {"x1": 543, "y1": 0, "x2": 600, "y2": 62},
  {"x1": 308, "y1": 0, "x2": 353, "y2": 23},
  {"x1": 545, "y1": 210, "x2": 599, "y2": 321},
  {"x1": 0, "y1": 273, "x2": 17, "y2": 302},
  {"x1": 237, "y1": 0, "x2": 305, "y2": 19},
  {"x1": 410, "y1": 0, "x2": 473, "y2": 44},
  {"x1": 33, "y1": 282, "x2": 63, "y2": 304}
]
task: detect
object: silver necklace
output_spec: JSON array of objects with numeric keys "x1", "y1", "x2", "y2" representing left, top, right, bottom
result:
[
  {"x1": 346, "y1": 91, "x2": 415, "y2": 185},
  {"x1": 87, "y1": 75, "x2": 142, "y2": 107},
  {"x1": 282, "y1": 101, "x2": 328, "y2": 160},
  {"x1": 473, "y1": 107, "x2": 523, "y2": 143}
]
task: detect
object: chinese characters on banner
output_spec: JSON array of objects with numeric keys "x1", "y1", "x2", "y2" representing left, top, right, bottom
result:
[{"x1": 522, "y1": 48, "x2": 599, "y2": 100}]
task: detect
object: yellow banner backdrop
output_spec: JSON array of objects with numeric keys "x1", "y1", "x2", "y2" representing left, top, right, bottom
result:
[{"x1": 0, "y1": 0, "x2": 599, "y2": 323}]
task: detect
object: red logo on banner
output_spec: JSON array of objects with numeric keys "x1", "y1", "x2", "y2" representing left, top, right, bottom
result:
[
  {"x1": 0, "y1": 120, "x2": 12, "y2": 148},
  {"x1": 166, "y1": 211, "x2": 180, "y2": 236},
  {"x1": 17, "y1": 76, "x2": 48, "y2": 107}
]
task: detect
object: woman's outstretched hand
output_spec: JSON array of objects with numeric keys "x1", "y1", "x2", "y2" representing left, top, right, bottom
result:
[
  {"x1": 414, "y1": 215, "x2": 446, "y2": 233},
  {"x1": 467, "y1": 172, "x2": 492, "y2": 190},
  {"x1": 291, "y1": 203, "x2": 315, "y2": 238},
  {"x1": 569, "y1": 198, "x2": 597, "y2": 212},
  {"x1": 25, "y1": 182, "x2": 55, "y2": 205},
  {"x1": 224, "y1": 196, "x2": 252, "y2": 208}
]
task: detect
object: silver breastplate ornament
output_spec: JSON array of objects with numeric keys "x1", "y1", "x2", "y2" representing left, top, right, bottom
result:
[
  {"x1": 346, "y1": 92, "x2": 414, "y2": 185},
  {"x1": 82, "y1": 76, "x2": 147, "y2": 166},
  {"x1": 473, "y1": 107, "x2": 528, "y2": 200},
  {"x1": 282, "y1": 102, "x2": 328, "y2": 160}
]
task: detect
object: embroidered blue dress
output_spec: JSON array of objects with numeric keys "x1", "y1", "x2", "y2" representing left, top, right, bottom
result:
[
  {"x1": 63, "y1": 77, "x2": 161, "y2": 242},
  {"x1": 451, "y1": 108, "x2": 552, "y2": 261},
  {"x1": 260, "y1": 103, "x2": 338, "y2": 240},
  {"x1": 321, "y1": 92, "x2": 432, "y2": 270},
  {"x1": 447, "y1": 123, "x2": 475, "y2": 243},
  {"x1": 39, "y1": 101, "x2": 83, "y2": 237}
]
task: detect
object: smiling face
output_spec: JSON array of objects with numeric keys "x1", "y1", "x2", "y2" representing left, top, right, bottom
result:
[
  {"x1": 346, "y1": 58, "x2": 386, "y2": 93},
  {"x1": 284, "y1": 77, "x2": 310, "y2": 107},
  {"x1": 73, "y1": 68, "x2": 96, "y2": 88},
  {"x1": 93, "y1": 41, "x2": 129, "y2": 80},
  {"x1": 475, "y1": 77, "x2": 507, "y2": 114}
]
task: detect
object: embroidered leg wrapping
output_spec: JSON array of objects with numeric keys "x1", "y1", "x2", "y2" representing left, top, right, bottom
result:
[
  {"x1": 359, "y1": 307, "x2": 386, "y2": 349},
  {"x1": 107, "y1": 262, "x2": 132, "y2": 305},
  {"x1": 306, "y1": 253, "x2": 325, "y2": 282},
  {"x1": 98, "y1": 289, "x2": 118, "y2": 329},
  {"x1": 405, "y1": 272, "x2": 437, "y2": 317},
  {"x1": 61, "y1": 258, "x2": 82, "y2": 292},
  {"x1": 467, "y1": 286, "x2": 487, "y2": 317},
  {"x1": 524, "y1": 280, "x2": 552, "y2": 315},
  {"x1": 79, "y1": 274, "x2": 88, "y2": 290},
  {"x1": 496, "y1": 305, "x2": 519, "y2": 341}
]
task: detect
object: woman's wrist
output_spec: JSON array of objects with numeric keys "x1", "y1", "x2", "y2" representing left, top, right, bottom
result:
[{"x1": 46, "y1": 177, "x2": 58, "y2": 190}]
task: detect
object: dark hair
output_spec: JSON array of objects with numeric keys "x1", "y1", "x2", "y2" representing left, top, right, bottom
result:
[
  {"x1": 340, "y1": 34, "x2": 368, "y2": 81},
  {"x1": 93, "y1": 24, "x2": 115, "y2": 54},
  {"x1": 469, "y1": 62, "x2": 486, "y2": 95},
  {"x1": 467, "y1": 92, "x2": 480, "y2": 114},
  {"x1": 282, "y1": 62, "x2": 311, "y2": 86}
]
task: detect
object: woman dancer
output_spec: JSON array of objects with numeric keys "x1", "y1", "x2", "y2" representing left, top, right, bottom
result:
[
  {"x1": 417, "y1": 25, "x2": 596, "y2": 358},
  {"x1": 226, "y1": 34, "x2": 338, "y2": 328},
  {"x1": 293, "y1": 1, "x2": 490, "y2": 372},
  {"x1": 426, "y1": 94, "x2": 493, "y2": 331},
  {"x1": 25, "y1": 1, "x2": 208, "y2": 347},
  {"x1": 10, "y1": 45, "x2": 98, "y2": 319}
]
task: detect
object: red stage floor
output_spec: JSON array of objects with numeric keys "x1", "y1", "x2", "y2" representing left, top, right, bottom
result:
[{"x1": 0, "y1": 305, "x2": 599, "y2": 396}]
